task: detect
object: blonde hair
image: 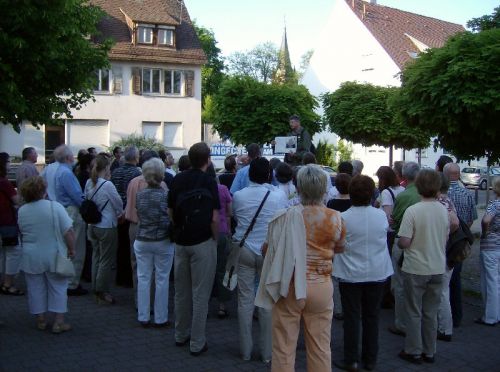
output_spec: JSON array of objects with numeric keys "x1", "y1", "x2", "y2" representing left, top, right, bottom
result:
[
  {"x1": 142, "y1": 158, "x2": 165, "y2": 187},
  {"x1": 297, "y1": 164, "x2": 327, "y2": 205},
  {"x1": 91, "y1": 154, "x2": 110, "y2": 186},
  {"x1": 493, "y1": 177, "x2": 500, "y2": 196}
]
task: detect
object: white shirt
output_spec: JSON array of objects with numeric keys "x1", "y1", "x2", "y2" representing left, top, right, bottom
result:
[
  {"x1": 233, "y1": 182, "x2": 288, "y2": 255},
  {"x1": 84, "y1": 178, "x2": 124, "y2": 228},
  {"x1": 333, "y1": 206, "x2": 393, "y2": 282},
  {"x1": 380, "y1": 186, "x2": 405, "y2": 207},
  {"x1": 166, "y1": 168, "x2": 176, "y2": 177},
  {"x1": 41, "y1": 162, "x2": 60, "y2": 201}
]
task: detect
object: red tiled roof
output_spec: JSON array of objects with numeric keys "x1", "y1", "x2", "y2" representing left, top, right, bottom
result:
[
  {"x1": 91, "y1": 0, "x2": 206, "y2": 65},
  {"x1": 346, "y1": 0, "x2": 465, "y2": 69}
]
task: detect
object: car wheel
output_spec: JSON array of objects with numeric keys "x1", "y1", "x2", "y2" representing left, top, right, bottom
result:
[{"x1": 480, "y1": 180, "x2": 487, "y2": 190}]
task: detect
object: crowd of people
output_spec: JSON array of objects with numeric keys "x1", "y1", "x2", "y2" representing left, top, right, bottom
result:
[{"x1": 0, "y1": 124, "x2": 499, "y2": 371}]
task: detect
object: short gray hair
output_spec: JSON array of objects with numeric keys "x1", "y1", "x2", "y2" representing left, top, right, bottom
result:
[
  {"x1": 352, "y1": 160, "x2": 364, "y2": 176},
  {"x1": 297, "y1": 164, "x2": 327, "y2": 205},
  {"x1": 54, "y1": 145, "x2": 73, "y2": 163},
  {"x1": 142, "y1": 158, "x2": 165, "y2": 187},
  {"x1": 124, "y1": 146, "x2": 139, "y2": 162},
  {"x1": 402, "y1": 161, "x2": 420, "y2": 182}
]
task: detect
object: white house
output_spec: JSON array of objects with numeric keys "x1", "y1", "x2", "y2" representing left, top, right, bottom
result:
[
  {"x1": 301, "y1": 0, "x2": 469, "y2": 177},
  {"x1": 0, "y1": 0, "x2": 206, "y2": 163}
]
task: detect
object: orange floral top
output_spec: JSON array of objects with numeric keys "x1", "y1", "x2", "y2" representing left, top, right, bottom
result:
[{"x1": 302, "y1": 205, "x2": 346, "y2": 282}]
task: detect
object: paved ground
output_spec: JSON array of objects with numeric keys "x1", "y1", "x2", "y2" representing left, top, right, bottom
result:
[
  {"x1": 1, "y1": 276, "x2": 499, "y2": 372},
  {"x1": 1, "y1": 208, "x2": 497, "y2": 372}
]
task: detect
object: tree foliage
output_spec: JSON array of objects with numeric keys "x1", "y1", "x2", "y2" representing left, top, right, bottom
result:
[
  {"x1": 396, "y1": 29, "x2": 500, "y2": 164},
  {"x1": 316, "y1": 140, "x2": 336, "y2": 168},
  {"x1": 0, "y1": 0, "x2": 112, "y2": 132},
  {"x1": 227, "y1": 43, "x2": 279, "y2": 83},
  {"x1": 337, "y1": 140, "x2": 354, "y2": 163},
  {"x1": 110, "y1": 133, "x2": 165, "y2": 153},
  {"x1": 467, "y1": 6, "x2": 500, "y2": 32},
  {"x1": 211, "y1": 76, "x2": 321, "y2": 145},
  {"x1": 322, "y1": 82, "x2": 431, "y2": 150},
  {"x1": 193, "y1": 21, "x2": 225, "y2": 103}
]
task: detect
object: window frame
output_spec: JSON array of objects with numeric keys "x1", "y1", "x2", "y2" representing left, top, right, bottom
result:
[
  {"x1": 94, "y1": 69, "x2": 112, "y2": 93},
  {"x1": 142, "y1": 68, "x2": 162, "y2": 94},
  {"x1": 137, "y1": 24, "x2": 154, "y2": 44},
  {"x1": 158, "y1": 27, "x2": 174, "y2": 46},
  {"x1": 163, "y1": 69, "x2": 184, "y2": 95}
]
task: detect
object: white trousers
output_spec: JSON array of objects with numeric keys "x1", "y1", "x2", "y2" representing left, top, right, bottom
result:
[
  {"x1": 0, "y1": 244, "x2": 21, "y2": 275},
  {"x1": 134, "y1": 239, "x2": 174, "y2": 324},
  {"x1": 480, "y1": 249, "x2": 500, "y2": 324},
  {"x1": 25, "y1": 272, "x2": 68, "y2": 314},
  {"x1": 391, "y1": 241, "x2": 405, "y2": 331},
  {"x1": 437, "y1": 267, "x2": 454, "y2": 335}
]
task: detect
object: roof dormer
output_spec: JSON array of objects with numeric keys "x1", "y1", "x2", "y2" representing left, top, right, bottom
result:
[{"x1": 120, "y1": 8, "x2": 177, "y2": 48}]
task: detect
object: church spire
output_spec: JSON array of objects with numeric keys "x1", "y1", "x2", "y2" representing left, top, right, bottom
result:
[{"x1": 274, "y1": 23, "x2": 296, "y2": 84}]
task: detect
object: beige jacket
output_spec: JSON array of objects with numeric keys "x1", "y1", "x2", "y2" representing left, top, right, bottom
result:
[{"x1": 255, "y1": 205, "x2": 307, "y2": 310}]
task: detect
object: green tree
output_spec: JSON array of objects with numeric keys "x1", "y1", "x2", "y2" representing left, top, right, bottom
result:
[
  {"x1": 396, "y1": 28, "x2": 500, "y2": 165},
  {"x1": 193, "y1": 22, "x2": 225, "y2": 105},
  {"x1": 0, "y1": 0, "x2": 112, "y2": 132},
  {"x1": 337, "y1": 140, "x2": 354, "y2": 163},
  {"x1": 298, "y1": 49, "x2": 314, "y2": 79},
  {"x1": 227, "y1": 43, "x2": 279, "y2": 83},
  {"x1": 467, "y1": 6, "x2": 500, "y2": 32},
  {"x1": 110, "y1": 134, "x2": 165, "y2": 153},
  {"x1": 211, "y1": 76, "x2": 320, "y2": 145},
  {"x1": 316, "y1": 139, "x2": 337, "y2": 168},
  {"x1": 322, "y1": 82, "x2": 431, "y2": 164}
]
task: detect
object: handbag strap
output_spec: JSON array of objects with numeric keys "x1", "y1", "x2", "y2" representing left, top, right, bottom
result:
[
  {"x1": 50, "y1": 201, "x2": 64, "y2": 255},
  {"x1": 239, "y1": 190, "x2": 271, "y2": 247},
  {"x1": 88, "y1": 180, "x2": 107, "y2": 200}
]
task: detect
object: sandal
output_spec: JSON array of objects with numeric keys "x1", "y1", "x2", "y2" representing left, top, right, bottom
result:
[
  {"x1": 52, "y1": 322, "x2": 72, "y2": 334},
  {"x1": 217, "y1": 309, "x2": 229, "y2": 319},
  {"x1": 37, "y1": 319, "x2": 47, "y2": 331},
  {"x1": 0, "y1": 285, "x2": 25, "y2": 296},
  {"x1": 96, "y1": 292, "x2": 115, "y2": 305}
]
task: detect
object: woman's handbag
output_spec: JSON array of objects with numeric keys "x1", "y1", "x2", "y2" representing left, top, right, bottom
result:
[
  {"x1": 0, "y1": 225, "x2": 19, "y2": 246},
  {"x1": 51, "y1": 202, "x2": 75, "y2": 278},
  {"x1": 223, "y1": 190, "x2": 270, "y2": 291}
]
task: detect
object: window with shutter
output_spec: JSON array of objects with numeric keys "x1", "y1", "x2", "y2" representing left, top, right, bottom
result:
[
  {"x1": 132, "y1": 67, "x2": 142, "y2": 95},
  {"x1": 112, "y1": 66, "x2": 123, "y2": 94},
  {"x1": 184, "y1": 70, "x2": 195, "y2": 97}
]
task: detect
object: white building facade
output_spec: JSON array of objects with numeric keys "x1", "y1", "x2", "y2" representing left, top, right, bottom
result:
[
  {"x1": 0, "y1": 0, "x2": 205, "y2": 163},
  {"x1": 301, "y1": 0, "x2": 473, "y2": 177}
]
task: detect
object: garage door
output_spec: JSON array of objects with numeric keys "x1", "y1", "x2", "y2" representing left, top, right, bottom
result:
[{"x1": 66, "y1": 119, "x2": 109, "y2": 155}]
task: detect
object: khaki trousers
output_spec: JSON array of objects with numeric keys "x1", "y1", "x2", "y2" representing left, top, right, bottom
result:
[{"x1": 272, "y1": 279, "x2": 333, "y2": 372}]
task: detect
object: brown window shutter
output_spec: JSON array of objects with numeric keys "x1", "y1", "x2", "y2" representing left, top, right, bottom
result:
[
  {"x1": 132, "y1": 67, "x2": 142, "y2": 95},
  {"x1": 185, "y1": 70, "x2": 194, "y2": 97}
]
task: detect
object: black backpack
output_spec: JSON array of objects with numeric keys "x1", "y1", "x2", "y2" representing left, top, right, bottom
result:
[
  {"x1": 446, "y1": 217, "x2": 474, "y2": 268},
  {"x1": 174, "y1": 187, "x2": 213, "y2": 240},
  {"x1": 80, "y1": 181, "x2": 109, "y2": 224}
]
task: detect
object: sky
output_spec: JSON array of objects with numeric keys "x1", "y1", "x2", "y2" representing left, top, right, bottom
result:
[{"x1": 184, "y1": 0, "x2": 498, "y2": 67}]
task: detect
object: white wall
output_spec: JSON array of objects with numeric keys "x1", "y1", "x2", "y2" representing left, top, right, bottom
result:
[
  {"x1": 0, "y1": 61, "x2": 202, "y2": 163},
  {"x1": 301, "y1": 0, "x2": 403, "y2": 177}
]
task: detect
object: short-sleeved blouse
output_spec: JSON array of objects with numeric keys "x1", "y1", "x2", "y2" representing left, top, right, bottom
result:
[
  {"x1": 302, "y1": 205, "x2": 345, "y2": 282},
  {"x1": 18, "y1": 200, "x2": 73, "y2": 274},
  {"x1": 481, "y1": 199, "x2": 500, "y2": 251},
  {"x1": 217, "y1": 184, "x2": 232, "y2": 235}
]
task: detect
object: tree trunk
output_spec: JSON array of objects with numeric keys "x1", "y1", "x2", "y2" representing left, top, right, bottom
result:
[
  {"x1": 486, "y1": 164, "x2": 491, "y2": 206},
  {"x1": 417, "y1": 148, "x2": 422, "y2": 167},
  {"x1": 389, "y1": 145, "x2": 393, "y2": 167}
]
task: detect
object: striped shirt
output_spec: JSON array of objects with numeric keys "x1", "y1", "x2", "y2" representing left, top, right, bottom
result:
[
  {"x1": 111, "y1": 163, "x2": 141, "y2": 207},
  {"x1": 448, "y1": 181, "x2": 477, "y2": 225}
]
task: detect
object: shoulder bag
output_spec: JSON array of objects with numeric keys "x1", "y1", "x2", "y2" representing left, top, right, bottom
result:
[
  {"x1": 51, "y1": 202, "x2": 75, "y2": 278},
  {"x1": 223, "y1": 190, "x2": 271, "y2": 291}
]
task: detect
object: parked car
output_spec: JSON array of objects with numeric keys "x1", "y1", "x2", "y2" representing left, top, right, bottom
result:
[{"x1": 461, "y1": 166, "x2": 498, "y2": 190}]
